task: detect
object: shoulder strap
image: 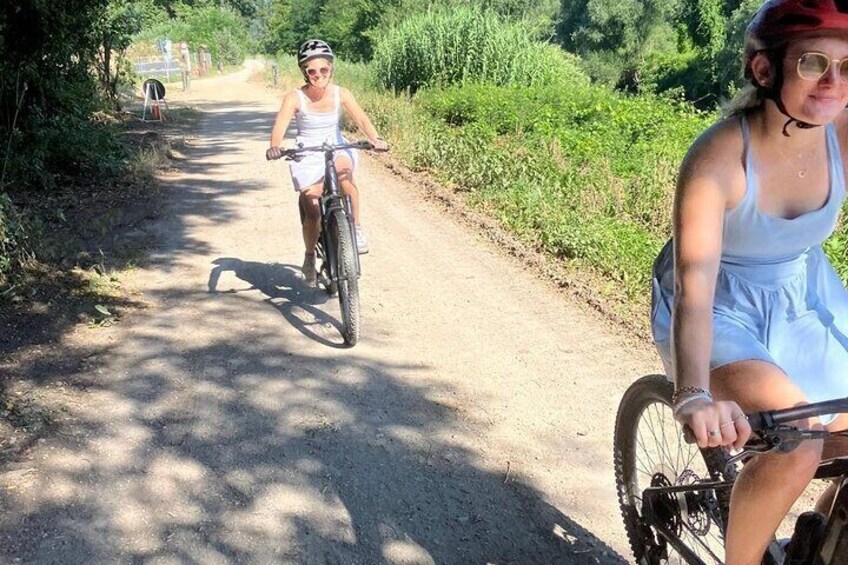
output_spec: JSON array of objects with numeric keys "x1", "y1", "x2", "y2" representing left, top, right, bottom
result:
[
  {"x1": 295, "y1": 88, "x2": 308, "y2": 113},
  {"x1": 731, "y1": 114, "x2": 757, "y2": 210},
  {"x1": 826, "y1": 122, "x2": 846, "y2": 200}
]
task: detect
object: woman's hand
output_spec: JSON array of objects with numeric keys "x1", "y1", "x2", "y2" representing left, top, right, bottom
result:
[
  {"x1": 675, "y1": 398, "x2": 750, "y2": 450},
  {"x1": 371, "y1": 137, "x2": 389, "y2": 151},
  {"x1": 266, "y1": 146, "x2": 285, "y2": 161}
]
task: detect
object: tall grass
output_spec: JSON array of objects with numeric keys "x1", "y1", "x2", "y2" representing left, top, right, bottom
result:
[{"x1": 371, "y1": 7, "x2": 588, "y2": 93}]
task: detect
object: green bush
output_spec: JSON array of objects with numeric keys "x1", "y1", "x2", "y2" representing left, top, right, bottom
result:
[
  {"x1": 392, "y1": 82, "x2": 714, "y2": 296},
  {"x1": 371, "y1": 7, "x2": 588, "y2": 93},
  {"x1": 0, "y1": 193, "x2": 32, "y2": 290}
]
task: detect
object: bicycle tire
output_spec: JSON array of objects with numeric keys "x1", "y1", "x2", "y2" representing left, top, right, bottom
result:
[
  {"x1": 328, "y1": 209, "x2": 360, "y2": 345},
  {"x1": 614, "y1": 374, "x2": 736, "y2": 565}
]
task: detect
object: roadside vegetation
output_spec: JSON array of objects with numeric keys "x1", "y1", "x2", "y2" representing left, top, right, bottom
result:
[
  {"x1": 270, "y1": 1, "x2": 848, "y2": 311},
  {"x1": 6, "y1": 0, "x2": 848, "y2": 320},
  {"x1": 0, "y1": 0, "x2": 253, "y2": 301}
]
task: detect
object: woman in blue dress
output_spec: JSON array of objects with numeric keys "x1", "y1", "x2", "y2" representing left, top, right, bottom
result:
[{"x1": 651, "y1": 1, "x2": 848, "y2": 562}]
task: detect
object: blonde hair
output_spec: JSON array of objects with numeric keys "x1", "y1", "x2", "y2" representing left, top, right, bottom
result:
[
  {"x1": 721, "y1": 84, "x2": 766, "y2": 118},
  {"x1": 720, "y1": 30, "x2": 783, "y2": 119}
]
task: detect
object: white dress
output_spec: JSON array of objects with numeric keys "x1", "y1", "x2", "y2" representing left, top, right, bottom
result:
[{"x1": 288, "y1": 85, "x2": 358, "y2": 191}]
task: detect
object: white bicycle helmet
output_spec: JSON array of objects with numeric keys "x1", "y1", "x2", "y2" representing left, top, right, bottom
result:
[{"x1": 297, "y1": 39, "x2": 334, "y2": 66}]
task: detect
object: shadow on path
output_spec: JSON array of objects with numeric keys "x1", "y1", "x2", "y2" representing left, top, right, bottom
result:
[
  {"x1": 208, "y1": 257, "x2": 350, "y2": 348},
  {"x1": 1, "y1": 321, "x2": 626, "y2": 563}
]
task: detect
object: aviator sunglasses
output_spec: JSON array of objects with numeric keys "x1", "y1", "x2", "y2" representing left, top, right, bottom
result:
[
  {"x1": 306, "y1": 66, "x2": 332, "y2": 78},
  {"x1": 796, "y1": 52, "x2": 848, "y2": 82}
]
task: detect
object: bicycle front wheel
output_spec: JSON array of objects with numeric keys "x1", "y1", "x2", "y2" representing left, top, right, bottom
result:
[
  {"x1": 328, "y1": 209, "x2": 360, "y2": 346},
  {"x1": 614, "y1": 375, "x2": 735, "y2": 565}
]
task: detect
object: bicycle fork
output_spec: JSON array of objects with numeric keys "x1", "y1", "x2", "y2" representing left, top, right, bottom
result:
[{"x1": 319, "y1": 194, "x2": 361, "y2": 283}]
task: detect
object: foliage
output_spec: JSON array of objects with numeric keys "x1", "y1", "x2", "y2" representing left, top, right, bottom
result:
[
  {"x1": 0, "y1": 0, "x2": 137, "y2": 290},
  {"x1": 261, "y1": 0, "x2": 560, "y2": 63},
  {"x1": 556, "y1": 0, "x2": 762, "y2": 106},
  {"x1": 136, "y1": 2, "x2": 254, "y2": 64},
  {"x1": 151, "y1": 0, "x2": 258, "y2": 19},
  {"x1": 0, "y1": 193, "x2": 32, "y2": 290},
  {"x1": 406, "y1": 82, "x2": 711, "y2": 294},
  {"x1": 96, "y1": 0, "x2": 151, "y2": 108},
  {"x1": 371, "y1": 7, "x2": 588, "y2": 93},
  {"x1": 557, "y1": 0, "x2": 682, "y2": 87}
]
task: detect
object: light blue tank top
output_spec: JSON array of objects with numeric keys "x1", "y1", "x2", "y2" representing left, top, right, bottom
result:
[{"x1": 721, "y1": 116, "x2": 845, "y2": 282}]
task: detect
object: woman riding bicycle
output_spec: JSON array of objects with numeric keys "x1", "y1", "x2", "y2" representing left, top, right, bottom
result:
[
  {"x1": 651, "y1": 1, "x2": 848, "y2": 563},
  {"x1": 267, "y1": 39, "x2": 387, "y2": 285}
]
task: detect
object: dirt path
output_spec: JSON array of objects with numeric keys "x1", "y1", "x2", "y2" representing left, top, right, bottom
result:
[{"x1": 0, "y1": 63, "x2": 663, "y2": 564}]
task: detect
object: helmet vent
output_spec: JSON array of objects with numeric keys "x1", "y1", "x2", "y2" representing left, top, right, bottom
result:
[{"x1": 836, "y1": 0, "x2": 848, "y2": 12}]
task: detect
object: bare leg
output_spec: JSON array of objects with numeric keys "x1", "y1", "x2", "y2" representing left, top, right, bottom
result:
[
  {"x1": 335, "y1": 156, "x2": 360, "y2": 225},
  {"x1": 299, "y1": 184, "x2": 323, "y2": 254},
  {"x1": 711, "y1": 361, "x2": 824, "y2": 565}
]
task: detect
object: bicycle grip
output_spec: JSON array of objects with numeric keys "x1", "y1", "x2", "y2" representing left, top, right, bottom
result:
[{"x1": 266, "y1": 147, "x2": 286, "y2": 161}]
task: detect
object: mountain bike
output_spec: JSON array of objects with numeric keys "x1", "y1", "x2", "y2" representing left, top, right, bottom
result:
[
  {"x1": 614, "y1": 374, "x2": 848, "y2": 564},
  {"x1": 267, "y1": 140, "x2": 381, "y2": 346}
]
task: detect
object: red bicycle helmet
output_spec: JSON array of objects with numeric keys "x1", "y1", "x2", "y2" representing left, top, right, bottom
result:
[
  {"x1": 749, "y1": 0, "x2": 848, "y2": 41},
  {"x1": 744, "y1": 0, "x2": 848, "y2": 135}
]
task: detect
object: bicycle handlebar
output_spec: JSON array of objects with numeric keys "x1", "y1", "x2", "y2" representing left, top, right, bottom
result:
[
  {"x1": 266, "y1": 140, "x2": 387, "y2": 161},
  {"x1": 682, "y1": 395, "x2": 848, "y2": 448},
  {"x1": 748, "y1": 396, "x2": 848, "y2": 431}
]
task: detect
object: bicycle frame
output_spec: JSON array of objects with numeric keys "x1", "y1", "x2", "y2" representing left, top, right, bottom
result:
[
  {"x1": 640, "y1": 477, "x2": 736, "y2": 563},
  {"x1": 636, "y1": 396, "x2": 848, "y2": 565},
  {"x1": 316, "y1": 145, "x2": 361, "y2": 285}
]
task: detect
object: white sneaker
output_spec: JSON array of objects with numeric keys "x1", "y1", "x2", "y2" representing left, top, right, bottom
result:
[
  {"x1": 355, "y1": 226, "x2": 369, "y2": 254},
  {"x1": 302, "y1": 253, "x2": 317, "y2": 286}
]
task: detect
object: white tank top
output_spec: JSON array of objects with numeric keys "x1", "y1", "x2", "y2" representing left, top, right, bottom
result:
[{"x1": 294, "y1": 85, "x2": 341, "y2": 145}]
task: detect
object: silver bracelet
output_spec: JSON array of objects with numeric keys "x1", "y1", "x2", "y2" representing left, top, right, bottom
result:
[{"x1": 672, "y1": 392, "x2": 713, "y2": 416}]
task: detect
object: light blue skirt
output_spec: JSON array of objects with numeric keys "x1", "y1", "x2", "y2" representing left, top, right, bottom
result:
[{"x1": 652, "y1": 240, "x2": 848, "y2": 411}]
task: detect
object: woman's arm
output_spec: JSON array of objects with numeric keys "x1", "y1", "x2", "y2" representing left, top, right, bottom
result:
[
  {"x1": 339, "y1": 87, "x2": 387, "y2": 149},
  {"x1": 672, "y1": 136, "x2": 726, "y2": 394},
  {"x1": 270, "y1": 91, "x2": 298, "y2": 148},
  {"x1": 672, "y1": 122, "x2": 748, "y2": 449}
]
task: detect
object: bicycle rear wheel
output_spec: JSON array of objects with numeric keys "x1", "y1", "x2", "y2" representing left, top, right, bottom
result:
[
  {"x1": 328, "y1": 209, "x2": 360, "y2": 345},
  {"x1": 614, "y1": 374, "x2": 735, "y2": 565}
]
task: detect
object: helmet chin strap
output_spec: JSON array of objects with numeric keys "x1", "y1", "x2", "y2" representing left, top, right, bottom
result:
[
  {"x1": 773, "y1": 95, "x2": 820, "y2": 137},
  {"x1": 764, "y1": 60, "x2": 820, "y2": 137}
]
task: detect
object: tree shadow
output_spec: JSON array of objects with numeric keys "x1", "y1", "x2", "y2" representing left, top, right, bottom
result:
[{"x1": 0, "y1": 328, "x2": 627, "y2": 563}]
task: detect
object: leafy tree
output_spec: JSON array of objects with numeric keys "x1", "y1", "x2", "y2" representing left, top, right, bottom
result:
[
  {"x1": 96, "y1": 0, "x2": 150, "y2": 108},
  {"x1": 137, "y1": 2, "x2": 254, "y2": 64},
  {"x1": 556, "y1": 0, "x2": 682, "y2": 87},
  {"x1": 151, "y1": 0, "x2": 258, "y2": 19}
]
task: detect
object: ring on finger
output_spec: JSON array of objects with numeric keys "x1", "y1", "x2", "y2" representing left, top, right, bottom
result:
[
  {"x1": 720, "y1": 420, "x2": 735, "y2": 429},
  {"x1": 708, "y1": 429, "x2": 721, "y2": 437}
]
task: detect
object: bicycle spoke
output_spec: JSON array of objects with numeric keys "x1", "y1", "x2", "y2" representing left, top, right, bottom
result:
[{"x1": 629, "y1": 393, "x2": 727, "y2": 565}]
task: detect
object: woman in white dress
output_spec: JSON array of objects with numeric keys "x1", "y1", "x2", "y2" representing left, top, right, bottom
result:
[{"x1": 267, "y1": 40, "x2": 387, "y2": 284}]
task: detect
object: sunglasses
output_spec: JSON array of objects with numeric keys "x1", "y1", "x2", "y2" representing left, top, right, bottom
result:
[
  {"x1": 306, "y1": 66, "x2": 332, "y2": 78},
  {"x1": 796, "y1": 52, "x2": 848, "y2": 82}
]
